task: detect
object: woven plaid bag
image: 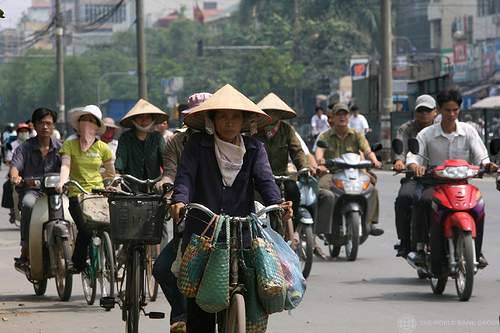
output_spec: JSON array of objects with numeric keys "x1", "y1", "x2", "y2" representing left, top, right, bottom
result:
[
  {"x1": 177, "y1": 215, "x2": 218, "y2": 298},
  {"x1": 241, "y1": 248, "x2": 269, "y2": 333},
  {"x1": 196, "y1": 214, "x2": 230, "y2": 313},
  {"x1": 250, "y1": 216, "x2": 287, "y2": 314}
]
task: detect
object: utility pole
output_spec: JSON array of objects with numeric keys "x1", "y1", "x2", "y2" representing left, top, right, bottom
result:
[
  {"x1": 380, "y1": 0, "x2": 392, "y2": 161},
  {"x1": 55, "y1": 0, "x2": 65, "y2": 136},
  {"x1": 136, "y1": 0, "x2": 147, "y2": 100}
]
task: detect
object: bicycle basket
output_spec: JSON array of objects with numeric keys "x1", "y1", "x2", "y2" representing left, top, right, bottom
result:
[
  {"x1": 78, "y1": 193, "x2": 110, "y2": 228},
  {"x1": 108, "y1": 195, "x2": 165, "y2": 244}
]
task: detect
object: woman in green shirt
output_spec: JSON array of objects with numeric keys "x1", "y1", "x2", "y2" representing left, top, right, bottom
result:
[
  {"x1": 114, "y1": 99, "x2": 168, "y2": 193},
  {"x1": 56, "y1": 105, "x2": 115, "y2": 273}
]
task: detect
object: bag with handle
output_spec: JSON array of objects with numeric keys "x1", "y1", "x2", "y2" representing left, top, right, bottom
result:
[
  {"x1": 177, "y1": 215, "x2": 218, "y2": 298},
  {"x1": 196, "y1": 214, "x2": 230, "y2": 312}
]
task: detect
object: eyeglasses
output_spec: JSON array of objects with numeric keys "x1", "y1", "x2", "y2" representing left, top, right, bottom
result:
[
  {"x1": 416, "y1": 108, "x2": 434, "y2": 113},
  {"x1": 37, "y1": 121, "x2": 54, "y2": 127},
  {"x1": 79, "y1": 117, "x2": 98, "y2": 124}
]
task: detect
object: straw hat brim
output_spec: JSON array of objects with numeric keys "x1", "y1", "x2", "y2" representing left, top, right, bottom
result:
[
  {"x1": 69, "y1": 110, "x2": 106, "y2": 136},
  {"x1": 119, "y1": 99, "x2": 169, "y2": 128},
  {"x1": 183, "y1": 84, "x2": 271, "y2": 132},
  {"x1": 257, "y1": 93, "x2": 297, "y2": 120}
]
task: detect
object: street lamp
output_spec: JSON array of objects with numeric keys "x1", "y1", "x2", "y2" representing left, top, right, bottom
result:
[{"x1": 97, "y1": 71, "x2": 137, "y2": 110}]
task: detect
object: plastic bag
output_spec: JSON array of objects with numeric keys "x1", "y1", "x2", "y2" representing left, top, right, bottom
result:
[{"x1": 256, "y1": 214, "x2": 307, "y2": 310}]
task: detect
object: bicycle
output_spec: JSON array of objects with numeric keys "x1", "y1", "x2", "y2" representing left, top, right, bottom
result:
[
  {"x1": 180, "y1": 203, "x2": 284, "y2": 333},
  {"x1": 110, "y1": 174, "x2": 165, "y2": 302},
  {"x1": 100, "y1": 189, "x2": 168, "y2": 333},
  {"x1": 68, "y1": 181, "x2": 116, "y2": 307}
]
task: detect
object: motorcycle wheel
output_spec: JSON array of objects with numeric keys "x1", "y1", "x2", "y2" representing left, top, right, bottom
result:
[
  {"x1": 295, "y1": 224, "x2": 314, "y2": 279},
  {"x1": 430, "y1": 276, "x2": 447, "y2": 294},
  {"x1": 145, "y1": 244, "x2": 159, "y2": 301},
  {"x1": 33, "y1": 279, "x2": 48, "y2": 296},
  {"x1": 454, "y1": 230, "x2": 474, "y2": 301},
  {"x1": 329, "y1": 245, "x2": 341, "y2": 258},
  {"x1": 54, "y1": 237, "x2": 73, "y2": 301},
  {"x1": 100, "y1": 231, "x2": 115, "y2": 301},
  {"x1": 345, "y1": 212, "x2": 361, "y2": 261}
]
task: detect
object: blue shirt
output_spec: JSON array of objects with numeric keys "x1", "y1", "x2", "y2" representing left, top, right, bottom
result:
[{"x1": 11, "y1": 137, "x2": 62, "y2": 196}]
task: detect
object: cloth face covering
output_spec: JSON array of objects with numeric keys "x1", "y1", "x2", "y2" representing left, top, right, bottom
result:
[
  {"x1": 131, "y1": 119, "x2": 155, "y2": 133},
  {"x1": 213, "y1": 132, "x2": 246, "y2": 187},
  {"x1": 80, "y1": 121, "x2": 98, "y2": 152}
]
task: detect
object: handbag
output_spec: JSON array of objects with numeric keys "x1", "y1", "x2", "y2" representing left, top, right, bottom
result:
[
  {"x1": 260, "y1": 215, "x2": 307, "y2": 310},
  {"x1": 177, "y1": 215, "x2": 219, "y2": 298},
  {"x1": 78, "y1": 193, "x2": 110, "y2": 227},
  {"x1": 196, "y1": 214, "x2": 230, "y2": 313},
  {"x1": 250, "y1": 216, "x2": 287, "y2": 314}
]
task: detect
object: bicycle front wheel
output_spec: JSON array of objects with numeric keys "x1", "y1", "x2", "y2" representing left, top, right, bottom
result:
[
  {"x1": 99, "y1": 231, "x2": 115, "y2": 299},
  {"x1": 145, "y1": 244, "x2": 159, "y2": 301},
  {"x1": 226, "y1": 293, "x2": 245, "y2": 333},
  {"x1": 125, "y1": 249, "x2": 141, "y2": 333}
]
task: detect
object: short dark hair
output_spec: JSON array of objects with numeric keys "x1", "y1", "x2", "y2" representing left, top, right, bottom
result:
[
  {"x1": 315, "y1": 106, "x2": 323, "y2": 113},
  {"x1": 437, "y1": 87, "x2": 462, "y2": 108},
  {"x1": 32, "y1": 107, "x2": 57, "y2": 124},
  {"x1": 327, "y1": 103, "x2": 335, "y2": 110},
  {"x1": 350, "y1": 105, "x2": 359, "y2": 111}
]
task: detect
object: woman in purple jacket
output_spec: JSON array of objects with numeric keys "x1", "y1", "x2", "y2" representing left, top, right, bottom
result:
[{"x1": 169, "y1": 84, "x2": 292, "y2": 332}]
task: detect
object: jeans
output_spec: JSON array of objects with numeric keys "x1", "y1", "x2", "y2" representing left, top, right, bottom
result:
[
  {"x1": 153, "y1": 239, "x2": 187, "y2": 325},
  {"x1": 20, "y1": 190, "x2": 43, "y2": 248}
]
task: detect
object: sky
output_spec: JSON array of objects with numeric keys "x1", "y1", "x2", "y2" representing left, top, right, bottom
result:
[{"x1": 0, "y1": 0, "x2": 31, "y2": 29}]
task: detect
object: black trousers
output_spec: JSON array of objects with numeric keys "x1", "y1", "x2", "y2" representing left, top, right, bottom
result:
[
  {"x1": 394, "y1": 178, "x2": 417, "y2": 241},
  {"x1": 68, "y1": 196, "x2": 92, "y2": 271}
]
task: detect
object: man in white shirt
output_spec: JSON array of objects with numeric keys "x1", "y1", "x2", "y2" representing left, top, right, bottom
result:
[
  {"x1": 347, "y1": 105, "x2": 371, "y2": 134},
  {"x1": 406, "y1": 87, "x2": 497, "y2": 269},
  {"x1": 310, "y1": 106, "x2": 329, "y2": 139}
]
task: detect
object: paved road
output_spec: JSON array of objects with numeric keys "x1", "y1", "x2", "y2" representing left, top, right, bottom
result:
[{"x1": 1, "y1": 168, "x2": 500, "y2": 333}]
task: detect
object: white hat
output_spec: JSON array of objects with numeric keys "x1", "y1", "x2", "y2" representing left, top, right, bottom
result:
[
  {"x1": 69, "y1": 105, "x2": 106, "y2": 136},
  {"x1": 415, "y1": 94, "x2": 436, "y2": 110}
]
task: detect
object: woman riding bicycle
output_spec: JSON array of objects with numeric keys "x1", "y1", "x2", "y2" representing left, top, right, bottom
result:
[
  {"x1": 56, "y1": 105, "x2": 115, "y2": 273},
  {"x1": 169, "y1": 84, "x2": 293, "y2": 332},
  {"x1": 114, "y1": 99, "x2": 168, "y2": 193}
]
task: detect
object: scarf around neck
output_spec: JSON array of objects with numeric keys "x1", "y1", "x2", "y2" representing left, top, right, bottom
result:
[{"x1": 214, "y1": 132, "x2": 246, "y2": 187}]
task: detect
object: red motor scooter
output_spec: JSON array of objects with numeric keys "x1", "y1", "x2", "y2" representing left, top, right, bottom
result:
[{"x1": 394, "y1": 137, "x2": 499, "y2": 301}]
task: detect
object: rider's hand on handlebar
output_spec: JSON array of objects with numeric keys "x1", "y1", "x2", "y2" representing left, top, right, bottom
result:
[
  {"x1": 373, "y1": 160, "x2": 382, "y2": 169},
  {"x1": 317, "y1": 164, "x2": 328, "y2": 176},
  {"x1": 308, "y1": 165, "x2": 317, "y2": 176},
  {"x1": 56, "y1": 182, "x2": 65, "y2": 194},
  {"x1": 484, "y1": 162, "x2": 499, "y2": 174},
  {"x1": 393, "y1": 160, "x2": 405, "y2": 172},
  {"x1": 10, "y1": 175, "x2": 22, "y2": 186},
  {"x1": 153, "y1": 180, "x2": 165, "y2": 195},
  {"x1": 409, "y1": 164, "x2": 426, "y2": 177},
  {"x1": 279, "y1": 201, "x2": 293, "y2": 221},
  {"x1": 169, "y1": 202, "x2": 186, "y2": 223}
]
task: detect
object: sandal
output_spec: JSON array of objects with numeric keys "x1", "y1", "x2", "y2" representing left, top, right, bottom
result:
[
  {"x1": 14, "y1": 257, "x2": 29, "y2": 270},
  {"x1": 9, "y1": 213, "x2": 16, "y2": 224},
  {"x1": 68, "y1": 262, "x2": 82, "y2": 275},
  {"x1": 313, "y1": 246, "x2": 327, "y2": 260}
]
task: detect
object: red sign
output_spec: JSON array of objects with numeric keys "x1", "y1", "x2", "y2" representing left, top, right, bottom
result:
[{"x1": 453, "y1": 43, "x2": 467, "y2": 63}]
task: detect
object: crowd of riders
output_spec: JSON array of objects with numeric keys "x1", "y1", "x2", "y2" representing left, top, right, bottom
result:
[{"x1": 3, "y1": 85, "x2": 499, "y2": 332}]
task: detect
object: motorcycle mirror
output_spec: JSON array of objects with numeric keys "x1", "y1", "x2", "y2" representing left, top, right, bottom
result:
[
  {"x1": 489, "y1": 138, "x2": 500, "y2": 156},
  {"x1": 392, "y1": 139, "x2": 403, "y2": 155},
  {"x1": 371, "y1": 142, "x2": 383, "y2": 152},
  {"x1": 408, "y1": 138, "x2": 419, "y2": 155},
  {"x1": 316, "y1": 140, "x2": 329, "y2": 149}
]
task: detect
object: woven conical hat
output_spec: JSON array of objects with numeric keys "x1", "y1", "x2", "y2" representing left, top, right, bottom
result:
[
  {"x1": 184, "y1": 84, "x2": 271, "y2": 132},
  {"x1": 257, "y1": 93, "x2": 297, "y2": 120},
  {"x1": 119, "y1": 99, "x2": 169, "y2": 128}
]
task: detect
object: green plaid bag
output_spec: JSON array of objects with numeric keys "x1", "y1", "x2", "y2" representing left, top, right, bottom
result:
[
  {"x1": 241, "y1": 248, "x2": 269, "y2": 333},
  {"x1": 177, "y1": 215, "x2": 218, "y2": 298},
  {"x1": 196, "y1": 214, "x2": 230, "y2": 313},
  {"x1": 250, "y1": 216, "x2": 287, "y2": 314}
]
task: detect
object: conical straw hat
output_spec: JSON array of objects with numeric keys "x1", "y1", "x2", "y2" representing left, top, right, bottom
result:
[
  {"x1": 257, "y1": 93, "x2": 297, "y2": 119},
  {"x1": 119, "y1": 99, "x2": 169, "y2": 128},
  {"x1": 184, "y1": 84, "x2": 271, "y2": 132}
]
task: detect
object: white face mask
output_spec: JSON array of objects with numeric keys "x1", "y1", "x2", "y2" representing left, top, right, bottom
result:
[
  {"x1": 131, "y1": 119, "x2": 155, "y2": 133},
  {"x1": 18, "y1": 132, "x2": 29, "y2": 142}
]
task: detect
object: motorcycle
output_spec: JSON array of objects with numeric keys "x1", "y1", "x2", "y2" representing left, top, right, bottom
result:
[
  {"x1": 15, "y1": 173, "x2": 77, "y2": 301},
  {"x1": 392, "y1": 137, "x2": 499, "y2": 301},
  {"x1": 317, "y1": 141, "x2": 382, "y2": 261}
]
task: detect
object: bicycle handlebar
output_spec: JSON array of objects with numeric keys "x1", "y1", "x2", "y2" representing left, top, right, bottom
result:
[{"x1": 181, "y1": 203, "x2": 285, "y2": 222}]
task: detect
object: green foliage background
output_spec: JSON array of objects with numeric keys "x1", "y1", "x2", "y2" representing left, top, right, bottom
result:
[{"x1": 0, "y1": 0, "x2": 399, "y2": 126}]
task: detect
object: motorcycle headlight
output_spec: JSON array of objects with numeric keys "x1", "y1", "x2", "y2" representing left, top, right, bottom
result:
[
  {"x1": 44, "y1": 175, "x2": 61, "y2": 188},
  {"x1": 434, "y1": 166, "x2": 479, "y2": 180},
  {"x1": 341, "y1": 180, "x2": 370, "y2": 194}
]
